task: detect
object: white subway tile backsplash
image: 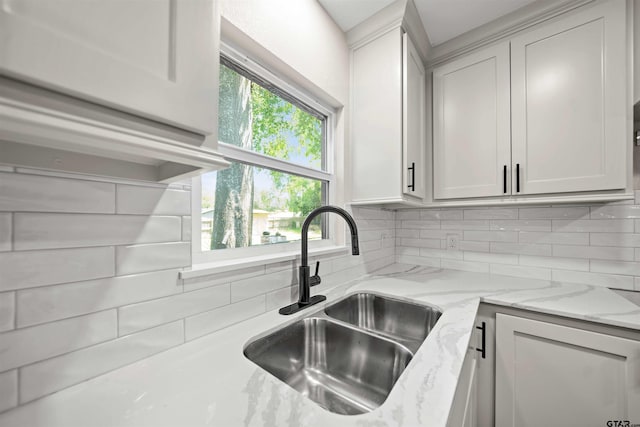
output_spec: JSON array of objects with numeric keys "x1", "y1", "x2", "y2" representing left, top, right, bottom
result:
[
  {"x1": 491, "y1": 220, "x2": 551, "y2": 232},
  {"x1": 0, "y1": 292, "x2": 14, "y2": 332},
  {"x1": 0, "y1": 311, "x2": 116, "y2": 371},
  {"x1": 265, "y1": 286, "x2": 297, "y2": 311},
  {"x1": 0, "y1": 371, "x2": 17, "y2": 413},
  {"x1": 118, "y1": 284, "x2": 229, "y2": 335},
  {"x1": 464, "y1": 251, "x2": 518, "y2": 265},
  {"x1": 17, "y1": 270, "x2": 182, "y2": 327},
  {"x1": 116, "y1": 185, "x2": 190, "y2": 215},
  {"x1": 231, "y1": 269, "x2": 297, "y2": 303},
  {"x1": 464, "y1": 230, "x2": 518, "y2": 242},
  {"x1": 441, "y1": 220, "x2": 489, "y2": 230},
  {"x1": 396, "y1": 210, "x2": 419, "y2": 220},
  {"x1": 401, "y1": 220, "x2": 440, "y2": 229},
  {"x1": 0, "y1": 247, "x2": 115, "y2": 291},
  {"x1": 182, "y1": 216, "x2": 192, "y2": 241},
  {"x1": 185, "y1": 296, "x2": 266, "y2": 341},
  {"x1": 590, "y1": 205, "x2": 640, "y2": 219},
  {"x1": 420, "y1": 210, "x2": 463, "y2": 220},
  {"x1": 0, "y1": 168, "x2": 400, "y2": 412},
  {"x1": 463, "y1": 208, "x2": 517, "y2": 220},
  {"x1": 0, "y1": 213, "x2": 10, "y2": 251},
  {"x1": 519, "y1": 255, "x2": 589, "y2": 271},
  {"x1": 397, "y1": 246, "x2": 420, "y2": 257},
  {"x1": 518, "y1": 231, "x2": 589, "y2": 246},
  {"x1": 519, "y1": 207, "x2": 589, "y2": 219},
  {"x1": 400, "y1": 238, "x2": 440, "y2": 249},
  {"x1": 589, "y1": 260, "x2": 640, "y2": 276},
  {"x1": 490, "y1": 264, "x2": 551, "y2": 281},
  {"x1": 457, "y1": 241, "x2": 490, "y2": 252},
  {"x1": 397, "y1": 228, "x2": 420, "y2": 238},
  {"x1": 19, "y1": 321, "x2": 184, "y2": 403},
  {"x1": 419, "y1": 229, "x2": 449, "y2": 239},
  {"x1": 14, "y1": 214, "x2": 181, "y2": 251},
  {"x1": 553, "y1": 245, "x2": 634, "y2": 261},
  {"x1": 590, "y1": 233, "x2": 640, "y2": 247},
  {"x1": 116, "y1": 242, "x2": 190, "y2": 275},
  {"x1": 490, "y1": 242, "x2": 552, "y2": 256},
  {"x1": 0, "y1": 172, "x2": 115, "y2": 213},
  {"x1": 183, "y1": 265, "x2": 264, "y2": 292},
  {"x1": 552, "y1": 270, "x2": 634, "y2": 290},
  {"x1": 553, "y1": 219, "x2": 634, "y2": 233}
]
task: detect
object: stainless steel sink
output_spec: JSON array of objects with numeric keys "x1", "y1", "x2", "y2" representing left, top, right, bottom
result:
[
  {"x1": 244, "y1": 317, "x2": 412, "y2": 415},
  {"x1": 243, "y1": 293, "x2": 441, "y2": 415},
  {"x1": 325, "y1": 293, "x2": 442, "y2": 353}
]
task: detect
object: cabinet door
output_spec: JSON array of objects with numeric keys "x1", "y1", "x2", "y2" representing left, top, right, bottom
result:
[
  {"x1": 403, "y1": 32, "x2": 425, "y2": 199},
  {"x1": 0, "y1": 0, "x2": 217, "y2": 134},
  {"x1": 433, "y1": 42, "x2": 511, "y2": 200},
  {"x1": 510, "y1": 0, "x2": 626, "y2": 195},
  {"x1": 495, "y1": 314, "x2": 640, "y2": 427},
  {"x1": 351, "y1": 28, "x2": 403, "y2": 203},
  {"x1": 447, "y1": 346, "x2": 478, "y2": 427}
]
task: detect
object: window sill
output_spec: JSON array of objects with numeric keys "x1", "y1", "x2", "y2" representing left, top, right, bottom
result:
[{"x1": 180, "y1": 245, "x2": 349, "y2": 280}]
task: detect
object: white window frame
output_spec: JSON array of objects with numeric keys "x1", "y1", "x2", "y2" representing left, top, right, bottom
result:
[{"x1": 191, "y1": 43, "x2": 337, "y2": 265}]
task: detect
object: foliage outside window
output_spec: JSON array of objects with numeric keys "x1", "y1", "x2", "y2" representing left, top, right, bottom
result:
[{"x1": 200, "y1": 56, "x2": 330, "y2": 252}]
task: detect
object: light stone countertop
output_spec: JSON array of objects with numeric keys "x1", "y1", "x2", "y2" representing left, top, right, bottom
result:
[{"x1": 1, "y1": 264, "x2": 639, "y2": 427}]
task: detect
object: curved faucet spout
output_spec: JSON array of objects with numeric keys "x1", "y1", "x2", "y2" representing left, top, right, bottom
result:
[
  {"x1": 279, "y1": 205, "x2": 360, "y2": 315},
  {"x1": 301, "y1": 206, "x2": 359, "y2": 268}
]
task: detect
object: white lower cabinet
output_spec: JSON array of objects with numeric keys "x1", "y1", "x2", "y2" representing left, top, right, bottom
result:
[
  {"x1": 495, "y1": 313, "x2": 640, "y2": 427},
  {"x1": 447, "y1": 345, "x2": 478, "y2": 427}
]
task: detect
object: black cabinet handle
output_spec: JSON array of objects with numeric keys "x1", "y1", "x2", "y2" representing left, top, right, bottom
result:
[
  {"x1": 407, "y1": 162, "x2": 415, "y2": 191},
  {"x1": 503, "y1": 165, "x2": 507, "y2": 194},
  {"x1": 476, "y1": 322, "x2": 486, "y2": 359},
  {"x1": 516, "y1": 163, "x2": 520, "y2": 193}
]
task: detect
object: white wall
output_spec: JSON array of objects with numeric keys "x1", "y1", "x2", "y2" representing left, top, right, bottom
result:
[{"x1": 220, "y1": 0, "x2": 349, "y2": 106}]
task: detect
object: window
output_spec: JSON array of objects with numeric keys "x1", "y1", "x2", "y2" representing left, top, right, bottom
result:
[{"x1": 193, "y1": 46, "x2": 335, "y2": 263}]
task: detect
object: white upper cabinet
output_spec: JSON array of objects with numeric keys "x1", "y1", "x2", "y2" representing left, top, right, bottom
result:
[
  {"x1": 511, "y1": 0, "x2": 626, "y2": 195},
  {"x1": 433, "y1": 42, "x2": 510, "y2": 199},
  {"x1": 404, "y1": 33, "x2": 426, "y2": 200},
  {"x1": 0, "y1": 0, "x2": 218, "y2": 134},
  {"x1": 351, "y1": 27, "x2": 426, "y2": 205},
  {"x1": 432, "y1": 0, "x2": 628, "y2": 202}
]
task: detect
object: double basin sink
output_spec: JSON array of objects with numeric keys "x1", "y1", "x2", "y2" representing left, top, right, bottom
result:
[{"x1": 244, "y1": 293, "x2": 442, "y2": 415}]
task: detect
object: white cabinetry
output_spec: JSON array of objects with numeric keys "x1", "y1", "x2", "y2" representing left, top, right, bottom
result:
[
  {"x1": 495, "y1": 313, "x2": 640, "y2": 427},
  {"x1": 433, "y1": 0, "x2": 628, "y2": 201},
  {"x1": 511, "y1": 0, "x2": 626, "y2": 195},
  {"x1": 0, "y1": 0, "x2": 217, "y2": 134},
  {"x1": 447, "y1": 345, "x2": 478, "y2": 427},
  {"x1": 0, "y1": 0, "x2": 228, "y2": 182},
  {"x1": 433, "y1": 42, "x2": 510, "y2": 199},
  {"x1": 351, "y1": 28, "x2": 426, "y2": 206}
]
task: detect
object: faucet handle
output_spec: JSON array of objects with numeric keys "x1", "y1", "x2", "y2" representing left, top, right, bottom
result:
[{"x1": 310, "y1": 261, "x2": 321, "y2": 287}]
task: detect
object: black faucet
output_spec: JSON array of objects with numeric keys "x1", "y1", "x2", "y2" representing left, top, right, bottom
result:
[{"x1": 279, "y1": 205, "x2": 359, "y2": 315}]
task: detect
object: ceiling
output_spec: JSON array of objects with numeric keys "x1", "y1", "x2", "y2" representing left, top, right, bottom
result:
[{"x1": 318, "y1": 0, "x2": 538, "y2": 46}]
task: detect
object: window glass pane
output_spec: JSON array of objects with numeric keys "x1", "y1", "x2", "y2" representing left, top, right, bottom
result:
[
  {"x1": 218, "y1": 60, "x2": 325, "y2": 171},
  {"x1": 201, "y1": 162, "x2": 327, "y2": 251}
]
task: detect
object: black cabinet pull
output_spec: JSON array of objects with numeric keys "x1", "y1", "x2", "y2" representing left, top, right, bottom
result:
[
  {"x1": 503, "y1": 165, "x2": 507, "y2": 194},
  {"x1": 476, "y1": 322, "x2": 486, "y2": 359},
  {"x1": 516, "y1": 163, "x2": 520, "y2": 193},
  {"x1": 407, "y1": 162, "x2": 415, "y2": 191}
]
